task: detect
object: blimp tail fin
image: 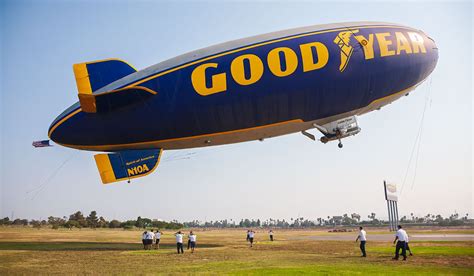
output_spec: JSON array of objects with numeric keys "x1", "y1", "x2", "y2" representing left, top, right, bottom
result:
[
  {"x1": 73, "y1": 58, "x2": 137, "y2": 94},
  {"x1": 94, "y1": 149, "x2": 163, "y2": 184},
  {"x1": 73, "y1": 58, "x2": 154, "y2": 113},
  {"x1": 78, "y1": 86, "x2": 157, "y2": 113}
]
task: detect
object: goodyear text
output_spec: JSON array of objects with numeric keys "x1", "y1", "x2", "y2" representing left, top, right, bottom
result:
[{"x1": 191, "y1": 30, "x2": 427, "y2": 96}]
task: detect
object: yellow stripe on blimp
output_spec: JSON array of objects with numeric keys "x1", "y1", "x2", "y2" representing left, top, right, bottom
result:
[
  {"x1": 49, "y1": 82, "x2": 423, "y2": 152},
  {"x1": 48, "y1": 108, "x2": 82, "y2": 138},
  {"x1": 54, "y1": 119, "x2": 305, "y2": 151},
  {"x1": 125, "y1": 25, "x2": 417, "y2": 89}
]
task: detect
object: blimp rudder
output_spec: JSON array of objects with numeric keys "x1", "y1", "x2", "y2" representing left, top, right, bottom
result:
[
  {"x1": 73, "y1": 58, "x2": 138, "y2": 112},
  {"x1": 94, "y1": 149, "x2": 163, "y2": 184}
]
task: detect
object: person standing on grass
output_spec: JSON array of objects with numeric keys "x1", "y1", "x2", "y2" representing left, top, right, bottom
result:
[
  {"x1": 393, "y1": 225, "x2": 408, "y2": 261},
  {"x1": 269, "y1": 229, "x2": 274, "y2": 241},
  {"x1": 154, "y1": 230, "x2": 163, "y2": 249},
  {"x1": 187, "y1": 231, "x2": 192, "y2": 250},
  {"x1": 246, "y1": 230, "x2": 250, "y2": 242},
  {"x1": 145, "y1": 230, "x2": 155, "y2": 250},
  {"x1": 355, "y1": 226, "x2": 367, "y2": 257},
  {"x1": 248, "y1": 230, "x2": 255, "y2": 247},
  {"x1": 189, "y1": 231, "x2": 197, "y2": 253},
  {"x1": 142, "y1": 230, "x2": 147, "y2": 249},
  {"x1": 175, "y1": 231, "x2": 184, "y2": 254}
]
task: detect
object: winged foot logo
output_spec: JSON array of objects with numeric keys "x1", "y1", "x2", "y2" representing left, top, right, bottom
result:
[{"x1": 333, "y1": 30, "x2": 360, "y2": 72}]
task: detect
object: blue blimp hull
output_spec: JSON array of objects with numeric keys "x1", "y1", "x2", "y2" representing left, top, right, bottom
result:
[{"x1": 47, "y1": 21, "x2": 438, "y2": 183}]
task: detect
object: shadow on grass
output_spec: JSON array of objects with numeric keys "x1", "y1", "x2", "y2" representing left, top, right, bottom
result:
[{"x1": 0, "y1": 242, "x2": 222, "y2": 251}]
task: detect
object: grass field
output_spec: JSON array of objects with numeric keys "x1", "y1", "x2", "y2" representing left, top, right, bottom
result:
[{"x1": 0, "y1": 227, "x2": 473, "y2": 274}]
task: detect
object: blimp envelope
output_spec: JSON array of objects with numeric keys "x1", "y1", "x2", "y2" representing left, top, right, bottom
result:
[
  {"x1": 94, "y1": 149, "x2": 163, "y2": 184},
  {"x1": 45, "y1": 22, "x2": 439, "y2": 184}
]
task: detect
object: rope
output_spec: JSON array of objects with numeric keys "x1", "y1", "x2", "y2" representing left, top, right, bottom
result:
[
  {"x1": 400, "y1": 77, "x2": 432, "y2": 195},
  {"x1": 161, "y1": 144, "x2": 237, "y2": 164},
  {"x1": 410, "y1": 78, "x2": 433, "y2": 191},
  {"x1": 27, "y1": 152, "x2": 78, "y2": 200}
]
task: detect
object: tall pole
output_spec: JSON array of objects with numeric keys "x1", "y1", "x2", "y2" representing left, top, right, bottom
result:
[
  {"x1": 392, "y1": 201, "x2": 397, "y2": 231},
  {"x1": 387, "y1": 200, "x2": 392, "y2": 231},
  {"x1": 384, "y1": 181, "x2": 391, "y2": 231},
  {"x1": 394, "y1": 201, "x2": 399, "y2": 227}
]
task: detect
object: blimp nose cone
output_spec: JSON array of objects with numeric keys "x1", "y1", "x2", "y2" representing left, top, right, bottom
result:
[
  {"x1": 420, "y1": 32, "x2": 439, "y2": 74},
  {"x1": 428, "y1": 35, "x2": 439, "y2": 58},
  {"x1": 432, "y1": 40, "x2": 439, "y2": 72}
]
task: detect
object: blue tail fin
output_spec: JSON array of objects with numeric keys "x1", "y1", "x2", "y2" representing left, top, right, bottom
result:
[
  {"x1": 94, "y1": 149, "x2": 163, "y2": 184},
  {"x1": 73, "y1": 58, "x2": 136, "y2": 94}
]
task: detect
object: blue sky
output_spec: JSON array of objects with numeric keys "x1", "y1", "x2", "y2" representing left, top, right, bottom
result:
[{"x1": 0, "y1": 0, "x2": 472, "y2": 222}]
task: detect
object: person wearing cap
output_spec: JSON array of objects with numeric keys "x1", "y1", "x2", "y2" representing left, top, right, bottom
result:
[{"x1": 355, "y1": 226, "x2": 367, "y2": 257}]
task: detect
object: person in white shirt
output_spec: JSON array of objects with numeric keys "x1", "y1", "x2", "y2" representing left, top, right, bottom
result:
[
  {"x1": 393, "y1": 225, "x2": 407, "y2": 260},
  {"x1": 248, "y1": 230, "x2": 255, "y2": 247},
  {"x1": 188, "y1": 231, "x2": 197, "y2": 253},
  {"x1": 175, "y1": 231, "x2": 184, "y2": 254},
  {"x1": 154, "y1": 230, "x2": 163, "y2": 249},
  {"x1": 355, "y1": 226, "x2": 367, "y2": 257},
  {"x1": 269, "y1": 230, "x2": 274, "y2": 241},
  {"x1": 145, "y1": 230, "x2": 155, "y2": 250}
]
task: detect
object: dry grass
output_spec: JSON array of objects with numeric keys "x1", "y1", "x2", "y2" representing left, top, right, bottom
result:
[{"x1": 0, "y1": 227, "x2": 473, "y2": 274}]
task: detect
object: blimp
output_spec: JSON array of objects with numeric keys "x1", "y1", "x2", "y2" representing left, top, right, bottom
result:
[{"x1": 46, "y1": 21, "x2": 438, "y2": 184}]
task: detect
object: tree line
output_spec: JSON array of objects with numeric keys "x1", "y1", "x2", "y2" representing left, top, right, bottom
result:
[
  {"x1": 183, "y1": 212, "x2": 471, "y2": 228},
  {"x1": 0, "y1": 211, "x2": 470, "y2": 229},
  {"x1": 0, "y1": 211, "x2": 183, "y2": 229}
]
